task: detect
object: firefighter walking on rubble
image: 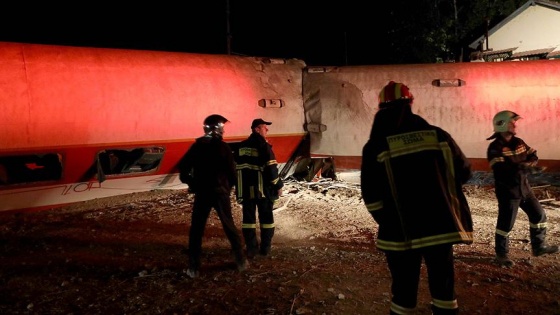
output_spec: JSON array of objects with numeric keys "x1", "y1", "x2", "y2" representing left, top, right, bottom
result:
[
  {"x1": 235, "y1": 118, "x2": 283, "y2": 259},
  {"x1": 486, "y1": 110, "x2": 558, "y2": 267}
]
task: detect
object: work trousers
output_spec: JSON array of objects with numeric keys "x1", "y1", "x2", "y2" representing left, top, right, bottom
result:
[
  {"x1": 495, "y1": 193, "x2": 547, "y2": 255},
  {"x1": 385, "y1": 244, "x2": 458, "y2": 315},
  {"x1": 241, "y1": 198, "x2": 275, "y2": 256},
  {"x1": 188, "y1": 192, "x2": 244, "y2": 270}
]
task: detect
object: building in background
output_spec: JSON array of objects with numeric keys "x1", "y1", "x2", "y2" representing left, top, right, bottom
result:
[{"x1": 469, "y1": 0, "x2": 560, "y2": 62}]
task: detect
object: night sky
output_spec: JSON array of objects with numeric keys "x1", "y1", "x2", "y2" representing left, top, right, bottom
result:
[{"x1": 1, "y1": 1, "x2": 397, "y2": 66}]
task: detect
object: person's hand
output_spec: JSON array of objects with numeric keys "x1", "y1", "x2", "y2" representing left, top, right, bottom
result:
[
  {"x1": 529, "y1": 166, "x2": 547, "y2": 174},
  {"x1": 277, "y1": 189, "x2": 283, "y2": 197},
  {"x1": 519, "y1": 161, "x2": 537, "y2": 169}
]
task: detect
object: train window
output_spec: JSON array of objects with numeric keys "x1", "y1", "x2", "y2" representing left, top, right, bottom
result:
[
  {"x1": 0, "y1": 153, "x2": 63, "y2": 186},
  {"x1": 96, "y1": 147, "x2": 165, "y2": 178}
]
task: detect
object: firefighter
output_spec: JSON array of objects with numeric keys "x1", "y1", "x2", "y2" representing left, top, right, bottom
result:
[
  {"x1": 361, "y1": 81, "x2": 473, "y2": 315},
  {"x1": 179, "y1": 114, "x2": 248, "y2": 278},
  {"x1": 486, "y1": 110, "x2": 558, "y2": 267},
  {"x1": 235, "y1": 118, "x2": 283, "y2": 259}
]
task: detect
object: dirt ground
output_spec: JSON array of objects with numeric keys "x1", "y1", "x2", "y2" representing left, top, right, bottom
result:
[{"x1": 1, "y1": 174, "x2": 560, "y2": 315}]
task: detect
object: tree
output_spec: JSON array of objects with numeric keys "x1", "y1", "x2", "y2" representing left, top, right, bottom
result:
[{"x1": 361, "y1": 0, "x2": 555, "y2": 63}]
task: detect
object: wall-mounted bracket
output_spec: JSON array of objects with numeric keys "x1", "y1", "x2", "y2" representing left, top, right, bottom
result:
[{"x1": 258, "y1": 99, "x2": 284, "y2": 108}]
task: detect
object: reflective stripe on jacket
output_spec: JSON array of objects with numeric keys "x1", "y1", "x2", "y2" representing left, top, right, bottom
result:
[
  {"x1": 487, "y1": 135, "x2": 538, "y2": 199},
  {"x1": 235, "y1": 132, "x2": 283, "y2": 201},
  {"x1": 361, "y1": 112, "x2": 473, "y2": 251}
]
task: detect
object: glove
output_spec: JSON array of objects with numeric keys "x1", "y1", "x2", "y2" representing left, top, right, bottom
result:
[
  {"x1": 528, "y1": 166, "x2": 547, "y2": 174},
  {"x1": 519, "y1": 161, "x2": 537, "y2": 170}
]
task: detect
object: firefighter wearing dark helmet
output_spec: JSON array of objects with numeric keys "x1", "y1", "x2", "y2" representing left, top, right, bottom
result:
[
  {"x1": 361, "y1": 81, "x2": 473, "y2": 314},
  {"x1": 486, "y1": 110, "x2": 558, "y2": 267},
  {"x1": 178, "y1": 114, "x2": 248, "y2": 278}
]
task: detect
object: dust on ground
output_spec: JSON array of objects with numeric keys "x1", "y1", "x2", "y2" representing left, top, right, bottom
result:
[{"x1": 1, "y1": 175, "x2": 560, "y2": 315}]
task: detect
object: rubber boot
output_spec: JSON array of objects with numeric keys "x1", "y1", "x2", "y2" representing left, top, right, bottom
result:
[
  {"x1": 242, "y1": 228, "x2": 258, "y2": 259},
  {"x1": 260, "y1": 227, "x2": 275, "y2": 256}
]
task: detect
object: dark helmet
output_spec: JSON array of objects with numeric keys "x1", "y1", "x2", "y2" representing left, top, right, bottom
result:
[{"x1": 203, "y1": 114, "x2": 229, "y2": 137}]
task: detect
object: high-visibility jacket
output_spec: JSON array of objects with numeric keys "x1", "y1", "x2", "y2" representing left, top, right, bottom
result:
[
  {"x1": 235, "y1": 132, "x2": 283, "y2": 202},
  {"x1": 487, "y1": 135, "x2": 538, "y2": 199},
  {"x1": 361, "y1": 105, "x2": 473, "y2": 251}
]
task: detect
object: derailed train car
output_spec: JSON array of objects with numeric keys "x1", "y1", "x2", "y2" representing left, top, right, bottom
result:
[
  {"x1": 1, "y1": 41, "x2": 559, "y2": 213},
  {"x1": 303, "y1": 61, "x2": 560, "y2": 173},
  {"x1": 0, "y1": 42, "x2": 306, "y2": 213}
]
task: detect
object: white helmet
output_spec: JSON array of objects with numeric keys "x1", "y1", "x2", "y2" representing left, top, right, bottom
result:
[
  {"x1": 486, "y1": 110, "x2": 521, "y2": 140},
  {"x1": 492, "y1": 110, "x2": 521, "y2": 133}
]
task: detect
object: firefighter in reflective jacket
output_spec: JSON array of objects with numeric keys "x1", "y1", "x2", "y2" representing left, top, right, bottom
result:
[
  {"x1": 235, "y1": 118, "x2": 283, "y2": 258},
  {"x1": 486, "y1": 110, "x2": 558, "y2": 267},
  {"x1": 361, "y1": 81, "x2": 473, "y2": 315}
]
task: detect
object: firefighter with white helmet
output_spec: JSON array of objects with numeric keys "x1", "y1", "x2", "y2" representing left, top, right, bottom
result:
[
  {"x1": 179, "y1": 114, "x2": 248, "y2": 278},
  {"x1": 361, "y1": 81, "x2": 473, "y2": 314},
  {"x1": 486, "y1": 110, "x2": 522, "y2": 139},
  {"x1": 486, "y1": 110, "x2": 558, "y2": 267}
]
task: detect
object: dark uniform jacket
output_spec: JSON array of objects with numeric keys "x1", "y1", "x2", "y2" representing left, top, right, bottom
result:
[
  {"x1": 235, "y1": 132, "x2": 283, "y2": 202},
  {"x1": 361, "y1": 105, "x2": 473, "y2": 251},
  {"x1": 487, "y1": 135, "x2": 538, "y2": 199},
  {"x1": 178, "y1": 135, "x2": 236, "y2": 195}
]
